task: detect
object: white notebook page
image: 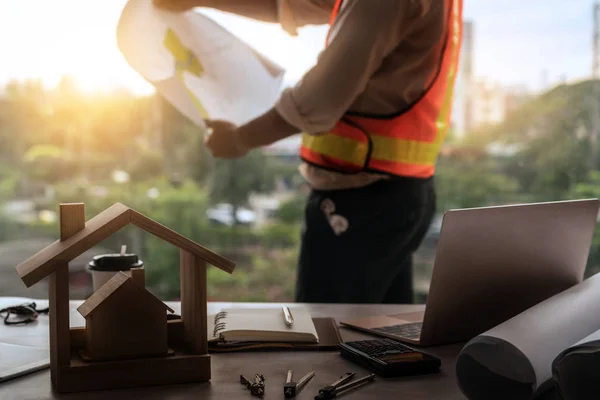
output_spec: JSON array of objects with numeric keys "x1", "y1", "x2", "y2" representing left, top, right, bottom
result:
[{"x1": 208, "y1": 307, "x2": 319, "y2": 343}]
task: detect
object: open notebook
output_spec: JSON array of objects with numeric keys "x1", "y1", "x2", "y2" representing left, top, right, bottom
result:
[{"x1": 207, "y1": 307, "x2": 319, "y2": 343}]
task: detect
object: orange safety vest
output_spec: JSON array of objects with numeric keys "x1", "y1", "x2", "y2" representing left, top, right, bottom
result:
[{"x1": 300, "y1": 0, "x2": 463, "y2": 178}]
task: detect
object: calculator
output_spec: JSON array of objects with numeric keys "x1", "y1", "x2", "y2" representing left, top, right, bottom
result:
[{"x1": 338, "y1": 338, "x2": 441, "y2": 377}]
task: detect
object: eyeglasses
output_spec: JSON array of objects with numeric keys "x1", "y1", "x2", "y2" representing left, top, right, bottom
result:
[{"x1": 0, "y1": 302, "x2": 49, "y2": 325}]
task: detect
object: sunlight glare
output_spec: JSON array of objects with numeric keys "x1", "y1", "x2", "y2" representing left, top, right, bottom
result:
[{"x1": 0, "y1": 1, "x2": 325, "y2": 96}]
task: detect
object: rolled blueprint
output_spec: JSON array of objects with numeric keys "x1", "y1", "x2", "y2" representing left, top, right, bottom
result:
[
  {"x1": 456, "y1": 272, "x2": 600, "y2": 400},
  {"x1": 552, "y1": 329, "x2": 600, "y2": 400}
]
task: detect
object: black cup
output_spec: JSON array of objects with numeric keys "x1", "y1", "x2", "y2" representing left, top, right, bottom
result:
[
  {"x1": 88, "y1": 253, "x2": 144, "y2": 291},
  {"x1": 88, "y1": 253, "x2": 143, "y2": 272}
]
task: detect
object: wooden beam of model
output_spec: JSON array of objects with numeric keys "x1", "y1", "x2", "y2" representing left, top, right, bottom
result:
[{"x1": 14, "y1": 202, "x2": 235, "y2": 393}]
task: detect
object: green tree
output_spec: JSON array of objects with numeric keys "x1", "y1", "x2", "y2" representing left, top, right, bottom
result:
[
  {"x1": 435, "y1": 147, "x2": 521, "y2": 211},
  {"x1": 22, "y1": 144, "x2": 71, "y2": 183},
  {"x1": 209, "y1": 151, "x2": 276, "y2": 225},
  {"x1": 268, "y1": 158, "x2": 304, "y2": 188},
  {"x1": 0, "y1": 79, "x2": 50, "y2": 174},
  {"x1": 140, "y1": 181, "x2": 211, "y2": 298},
  {"x1": 483, "y1": 80, "x2": 600, "y2": 201},
  {"x1": 127, "y1": 146, "x2": 165, "y2": 182},
  {"x1": 0, "y1": 166, "x2": 18, "y2": 203},
  {"x1": 569, "y1": 171, "x2": 600, "y2": 277},
  {"x1": 276, "y1": 196, "x2": 306, "y2": 224}
]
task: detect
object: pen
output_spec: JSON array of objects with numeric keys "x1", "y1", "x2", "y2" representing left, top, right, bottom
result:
[{"x1": 282, "y1": 306, "x2": 294, "y2": 327}]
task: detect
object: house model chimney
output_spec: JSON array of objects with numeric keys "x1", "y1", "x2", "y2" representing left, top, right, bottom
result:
[{"x1": 130, "y1": 267, "x2": 146, "y2": 288}]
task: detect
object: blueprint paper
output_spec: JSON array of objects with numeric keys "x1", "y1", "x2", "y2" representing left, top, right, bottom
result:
[{"x1": 116, "y1": 0, "x2": 285, "y2": 127}]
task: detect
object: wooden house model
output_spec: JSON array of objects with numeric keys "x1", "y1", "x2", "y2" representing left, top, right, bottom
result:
[
  {"x1": 77, "y1": 270, "x2": 174, "y2": 361},
  {"x1": 15, "y1": 202, "x2": 235, "y2": 393}
]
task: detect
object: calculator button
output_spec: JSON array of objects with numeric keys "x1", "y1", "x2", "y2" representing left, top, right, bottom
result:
[{"x1": 339, "y1": 338, "x2": 441, "y2": 377}]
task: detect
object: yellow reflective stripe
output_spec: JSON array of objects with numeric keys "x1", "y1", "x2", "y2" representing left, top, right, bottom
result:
[
  {"x1": 434, "y1": 0, "x2": 461, "y2": 135},
  {"x1": 163, "y1": 29, "x2": 209, "y2": 119},
  {"x1": 302, "y1": 134, "x2": 368, "y2": 165},
  {"x1": 302, "y1": 133, "x2": 438, "y2": 166},
  {"x1": 421, "y1": 3, "x2": 460, "y2": 159},
  {"x1": 371, "y1": 135, "x2": 438, "y2": 165}
]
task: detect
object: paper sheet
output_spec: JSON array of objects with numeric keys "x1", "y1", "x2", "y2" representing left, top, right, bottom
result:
[
  {"x1": 116, "y1": 0, "x2": 285, "y2": 127},
  {"x1": 0, "y1": 297, "x2": 49, "y2": 382},
  {"x1": 456, "y1": 273, "x2": 600, "y2": 400}
]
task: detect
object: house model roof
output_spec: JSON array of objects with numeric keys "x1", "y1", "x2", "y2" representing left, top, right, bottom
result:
[
  {"x1": 15, "y1": 202, "x2": 235, "y2": 287},
  {"x1": 77, "y1": 272, "x2": 174, "y2": 318}
]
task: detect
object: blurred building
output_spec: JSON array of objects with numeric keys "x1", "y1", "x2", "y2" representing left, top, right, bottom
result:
[
  {"x1": 263, "y1": 136, "x2": 301, "y2": 158},
  {"x1": 450, "y1": 20, "x2": 533, "y2": 135},
  {"x1": 248, "y1": 189, "x2": 297, "y2": 227},
  {"x1": 470, "y1": 78, "x2": 507, "y2": 128},
  {"x1": 206, "y1": 203, "x2": 256, "y2": 227},
  {"x1": 594, "y1": 2, "x2": 599, "y2": 78},
  {"x1": 470, "y1": 80, "x2": 533, "y2": 130},
  {"x1": 451, "y1": 20, "x2": 474, "y2": 137},
  {"x1": 505, "y1": 84, "x2": 533, "y2": 113}
]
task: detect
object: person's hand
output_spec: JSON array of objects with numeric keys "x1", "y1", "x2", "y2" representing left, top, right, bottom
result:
[
  {"x1": 204, "y1": 120, "x2": 250, "y2": 159},
  {"x1": 152, "y1": 0, "x2": 201, "y2": 12}
]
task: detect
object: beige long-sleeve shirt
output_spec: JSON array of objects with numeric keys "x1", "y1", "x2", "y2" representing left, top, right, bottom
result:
[{"x1": 273, "y1": 0, "x2": 447, "y2": 190}]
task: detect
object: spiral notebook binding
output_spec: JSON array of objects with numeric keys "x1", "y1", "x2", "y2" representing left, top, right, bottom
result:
[
  {"x1": 214, "y1": 311, "x2": 228, "y2": 324},
  {"x1": 213, "y1": 322, "x2": 227, "y2": 338},
  {"x1": 213, "y1": 311, "x2": 228, "y2": 338},
  {"x1": 213, "y1": 311, "x2": 227, "y2": 337}
]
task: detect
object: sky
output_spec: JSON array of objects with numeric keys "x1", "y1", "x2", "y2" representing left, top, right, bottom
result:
[{"x1": 0, "y1": 0, "x2": 598, "y2": 95}]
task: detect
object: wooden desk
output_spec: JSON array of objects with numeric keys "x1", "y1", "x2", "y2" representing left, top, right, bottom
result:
[{"x1": 0, "y1": 301, "x2": 466, "y2": 399}]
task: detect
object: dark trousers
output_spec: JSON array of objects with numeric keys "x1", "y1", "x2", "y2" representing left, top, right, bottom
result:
[{"x1": 295, "y1": 177, "x2": 436, "y2": 304}]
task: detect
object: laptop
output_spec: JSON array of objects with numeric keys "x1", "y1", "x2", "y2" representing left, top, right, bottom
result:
[{"x1": 340, "y1": 199, "x2": 600, "y2": 347}]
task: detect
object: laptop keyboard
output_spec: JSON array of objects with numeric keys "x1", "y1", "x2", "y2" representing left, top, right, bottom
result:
[{"x1": 372, "y1": 322, "x2": 423, "y2": 340}]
